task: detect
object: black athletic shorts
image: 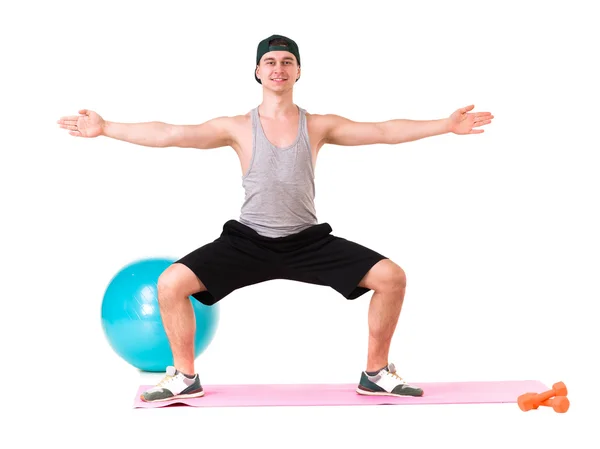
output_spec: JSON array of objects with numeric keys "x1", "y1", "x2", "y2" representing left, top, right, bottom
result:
[{"x1": 176, "y1": 220, "x2": 387, "y2": 306}]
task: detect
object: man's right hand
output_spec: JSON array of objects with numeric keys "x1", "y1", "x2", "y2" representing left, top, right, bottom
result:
[{"x1": 57, "y1": 109, "x2": 105, "y2": 138}]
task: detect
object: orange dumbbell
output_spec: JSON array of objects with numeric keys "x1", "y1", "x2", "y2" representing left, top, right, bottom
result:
[
  {"x1": 536, "y1": 396, "x2": 570, "y2": 413},
  {"x1": 518, "y1": 381, "x2": 568, "y2": 412}
]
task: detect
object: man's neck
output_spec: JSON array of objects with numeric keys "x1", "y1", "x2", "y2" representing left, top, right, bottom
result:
[{"x1": 259, "y1": 90, "x2": 297, "y2": 119}]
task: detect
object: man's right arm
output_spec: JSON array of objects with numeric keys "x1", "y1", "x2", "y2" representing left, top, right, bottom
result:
[{"x1": 102, "y1": 116, "x2": 234, "y2": 149}]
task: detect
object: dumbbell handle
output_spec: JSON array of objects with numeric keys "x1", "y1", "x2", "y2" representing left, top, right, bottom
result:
[
  {"x1": 533, "y1": 389, "x2": 558, "y2": 404},
  {"x1": 529, "y1": 382, "x2": 567, "y2": 406}
]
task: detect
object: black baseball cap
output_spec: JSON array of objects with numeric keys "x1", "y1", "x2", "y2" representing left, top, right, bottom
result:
[{"x1": 255, "y1": 34, "x2": 301, "y2": 84}]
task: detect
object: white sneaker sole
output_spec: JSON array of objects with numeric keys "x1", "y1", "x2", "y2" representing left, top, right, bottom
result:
[
  {"x1": 356, "y1": 387, "x2": 423, "y2": 397},
  {"x1": 140, "y1": 390, "x2": 205, "y2": 403}
]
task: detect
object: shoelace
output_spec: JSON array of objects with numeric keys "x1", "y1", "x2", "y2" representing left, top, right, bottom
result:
[
  {"x1": 386, "y1": 370, "x2": 406, "y2": 383},
  {"x1": 157, "y1": 374, "x2": 175, "y2": 388}
]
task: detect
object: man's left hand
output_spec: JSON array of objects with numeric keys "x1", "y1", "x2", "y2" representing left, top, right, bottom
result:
[{"x1": 448, "y1": 105, "x2": 494, "y2": 135}]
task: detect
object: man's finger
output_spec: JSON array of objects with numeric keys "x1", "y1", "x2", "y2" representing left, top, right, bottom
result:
[
  {"x1": 58, "y1": 119, "x2": 78, "y2": 125},
  {"x1": 58, "y1": 116, "x2": 81, "y2": 122},
  {"x1": 59, "y1": 124, "x2": 78, "y2": 130}
]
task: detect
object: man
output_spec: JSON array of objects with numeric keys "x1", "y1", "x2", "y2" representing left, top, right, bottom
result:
[{"x1": 57, "y1": 34, "x2": 494, "y2": 402}]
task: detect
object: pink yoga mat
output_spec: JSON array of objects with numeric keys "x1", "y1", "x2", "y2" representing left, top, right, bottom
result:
[{"x1": 133, "y1": 380, "x2": 547, "y2": 408}]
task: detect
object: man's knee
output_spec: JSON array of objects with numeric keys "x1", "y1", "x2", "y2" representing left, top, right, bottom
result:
[
  {"x1": 360, "y1": 259, "x2": 407, "y2": 292},
  {"x1": 384, "y1": 263, "x2": 407, "y2": 292},
  {"x1": 157, "y1": 263, "x2": 206, "y2": 299}
]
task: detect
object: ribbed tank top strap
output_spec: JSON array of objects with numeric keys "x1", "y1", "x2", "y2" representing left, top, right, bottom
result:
[
  {"x1": 298, "y1": 106, "x2": 309, "y2": 147},
  {"x1": 251, "y1": 106, "x2": 260, "y2": 146},
  {"x1": 251, "y1": 106, "x2": 278, "y2": 153}
]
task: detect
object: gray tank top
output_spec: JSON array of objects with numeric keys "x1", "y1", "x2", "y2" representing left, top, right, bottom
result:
[{"x1": 239, "y1": 105, "x2": 318, "y2": 238}]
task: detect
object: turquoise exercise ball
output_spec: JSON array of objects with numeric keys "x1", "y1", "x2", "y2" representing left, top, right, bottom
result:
[{"x1": 101, "y1": 257, "x2": 219, "y2": 372}]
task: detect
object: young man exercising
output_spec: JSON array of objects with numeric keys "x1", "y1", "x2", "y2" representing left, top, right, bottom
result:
[{"x1": 57, "y1": 34, "x2": 494, "y2": 402}]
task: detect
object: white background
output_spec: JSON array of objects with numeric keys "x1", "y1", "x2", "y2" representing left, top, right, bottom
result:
[{"x1": 2, "y1": 0, "x2": 599, "y2": 447}]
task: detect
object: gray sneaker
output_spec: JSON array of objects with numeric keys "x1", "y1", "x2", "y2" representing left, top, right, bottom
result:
[
  {"x1": 140, "y1": 366, "x2": 204, "y2": 403},
  {"x1": 356, "y1": 363, "x2": 423, "y2": 397}
]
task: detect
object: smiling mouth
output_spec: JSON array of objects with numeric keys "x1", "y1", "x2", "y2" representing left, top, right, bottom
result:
[{"x1": 271, "y1": 78, "x2": 287, "y2": 81}]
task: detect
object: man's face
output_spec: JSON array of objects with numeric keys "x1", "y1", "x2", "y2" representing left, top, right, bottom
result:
[{"x1": 256, "y1": 51, "x2": 300, "y2": 89}]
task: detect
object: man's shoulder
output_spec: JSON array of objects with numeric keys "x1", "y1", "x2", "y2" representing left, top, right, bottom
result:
[
  {"x1": 208, "y1": 112, "x2": 250, "y2": 133},
  {"x1": 215, "y1": 111, "x2": 253, "y2": 145},
  {"x1": 305, "y1": 111, "x2": 340, "y2": 131},
  {"x1": 229, "y1": 111, "x2": 253, "y2": 125}
]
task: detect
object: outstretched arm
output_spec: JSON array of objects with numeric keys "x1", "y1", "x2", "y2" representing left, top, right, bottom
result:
[
  {"x1": 323, "y1": 105, "x2": 494, "y2": 146},
  {"x1": 57, "y1": 109, "x2": 234, "y2": 149}
]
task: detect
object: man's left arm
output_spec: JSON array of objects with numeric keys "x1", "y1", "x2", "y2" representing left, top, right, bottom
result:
[{"x1": 323, "y1": 105, "x2": 494, "y2": 146}]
